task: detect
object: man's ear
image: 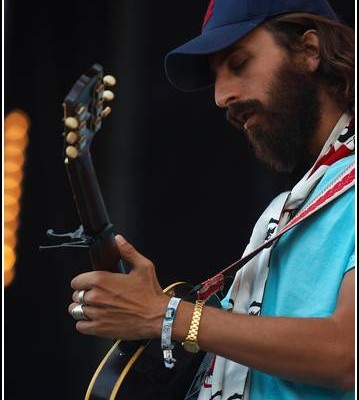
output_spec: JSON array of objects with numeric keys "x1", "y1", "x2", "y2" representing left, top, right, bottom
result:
[{"x1": 300, "y1": 29, "x2": 321, "y2": 72}]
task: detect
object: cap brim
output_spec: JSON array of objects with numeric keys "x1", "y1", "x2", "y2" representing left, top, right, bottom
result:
[{"x1": 165, "y1": 18, "x2": 264, "y2": 92}]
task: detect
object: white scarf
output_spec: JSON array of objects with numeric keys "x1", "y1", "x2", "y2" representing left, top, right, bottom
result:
[{"x1": 197, "y1": 113, "x2": 355, "y2": 400}]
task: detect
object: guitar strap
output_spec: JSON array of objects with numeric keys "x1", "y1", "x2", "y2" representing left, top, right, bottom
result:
[{"x1": 195, "y1": 161, "x2": 355, "y2": 302}]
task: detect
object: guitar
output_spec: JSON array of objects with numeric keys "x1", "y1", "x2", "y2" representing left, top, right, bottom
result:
[{"x1": 50, "y1": 64, "x2": 220, "y2": 400}]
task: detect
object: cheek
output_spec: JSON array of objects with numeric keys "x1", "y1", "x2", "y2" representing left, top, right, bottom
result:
[
  {"x1": 242, "y1": 65, "x2": 273, "y2": 103},
  {"x1": 239, "y1": 27, "x2": 291, "y2": 101},
  {"x1": 245, "y1": 49, "x2": 286, "y2": 100}
]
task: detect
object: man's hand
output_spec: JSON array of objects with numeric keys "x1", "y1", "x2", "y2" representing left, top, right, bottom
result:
[{"x1": 68, "y1": 235, "x2": 169, "y2": 340}]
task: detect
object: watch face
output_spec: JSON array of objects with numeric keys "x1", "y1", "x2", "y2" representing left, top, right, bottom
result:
[{"x1": 183, "y1": 340, "x2": 200, "y2": 354}]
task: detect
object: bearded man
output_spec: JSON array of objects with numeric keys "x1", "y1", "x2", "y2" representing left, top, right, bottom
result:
[{"x1": 69, "y1": 1, "x2": 355, "y2": 399}]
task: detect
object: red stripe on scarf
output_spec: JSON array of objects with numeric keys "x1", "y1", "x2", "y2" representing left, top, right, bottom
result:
[{"x1": 309, "y1": 145, "x2": 353, "y2": 178}]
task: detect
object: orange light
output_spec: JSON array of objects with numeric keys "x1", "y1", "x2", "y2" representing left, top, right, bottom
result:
[
  {"x1": 4, "y1": 245, "x2": 16, "y2": 272},
  {"x1": 4, "y1": 193, "x2": 19, "y2": 207},
  {"x1": 4, "y1": 210, "x2": 19, "y2": 224},
  {"x1": 5, "y1": 144, "x2": 23, "y2": 154},
  {"x1": 4, "y1": 161, "x2": 23, "y2": 173},
  {"x1": 4, "y1": 228, "x2": 17, "y2": 247},
  {"x1": 4, "y1": 268, "x2": 16, "y2": 288},
  {"x1": 4, "y1": 177, "x2": 20, "y2": 190},
  {"x1": 4, "y1": 111, "x2": 30, "y2": 140},
  {"x1": 4, "y1": 110, "x2": 30, "y2": 287}
]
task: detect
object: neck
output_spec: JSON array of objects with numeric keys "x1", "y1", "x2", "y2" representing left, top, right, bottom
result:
[{"x1": 310, "y1": 90, "x2": 346, "y2": 156}]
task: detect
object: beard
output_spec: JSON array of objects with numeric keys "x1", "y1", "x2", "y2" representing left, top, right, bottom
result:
[{"x1": 226, "y1": 60, "x2": 322, "y2": 172}]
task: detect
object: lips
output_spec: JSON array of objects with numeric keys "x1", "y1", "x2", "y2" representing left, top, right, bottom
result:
[
  {"x1": 244, "y1": 112, "x2": 258, "y2": 129},
  {"x1": 240, "y1": 111, "x2": 255, "y2": 126},
  {"x1": 226, "y1": 101, "x2": 261, "y2": 130},
  {"x1": 230, "y1": 110, "x2": 256, "y2": 129}
]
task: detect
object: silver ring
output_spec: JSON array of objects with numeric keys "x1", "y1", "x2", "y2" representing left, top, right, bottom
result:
[
  {"x1": 71, "y1": 304, "x2": 89, "y2": 321},
  {"x1": 78, "y1": 289, "x2": 87, "y2": 305}
]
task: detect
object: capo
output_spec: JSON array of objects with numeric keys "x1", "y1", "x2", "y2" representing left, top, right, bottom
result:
[{"x1": 39, "y1": 225, "x2": 93, "y2": 250}]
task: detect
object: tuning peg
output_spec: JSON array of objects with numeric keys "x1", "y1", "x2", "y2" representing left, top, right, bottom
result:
[
  {"x1": 65, "y1": 146, "x2": 78, "y2": 159},
  {"x1": 101, "y1": 106, "x2": 112, "y2": 118},
  {"x1": 64, "y1": 117, "x2": 79, "y2": 130},
  {"x1": 103, "y1": 75, "x2": 116, "y2": 87},
  {"x1": 66, "y1": 131, "x2": 78, "y2": 144},
  {"x1": 103, "y1": 90, "x2": 115, "y2": 101}
]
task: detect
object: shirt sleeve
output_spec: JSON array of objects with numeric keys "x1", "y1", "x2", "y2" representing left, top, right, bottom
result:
[{"x1": 345, "y1": 252, "x2": 355, "y2": 273}]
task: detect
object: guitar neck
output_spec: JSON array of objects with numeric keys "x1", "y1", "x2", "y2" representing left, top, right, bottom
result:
[{"x1": 66, "y1": 154, "x2": 127, "y2": 273}]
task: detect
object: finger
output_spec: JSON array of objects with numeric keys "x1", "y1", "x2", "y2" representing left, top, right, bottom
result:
[
  {"x1": 72, "y1": 291, "x2": 79, "y2": 303},
  {"x1": 74, "y1": 320, "x2": 117, "y2": 338},
  {"x1": 72, "y1": 289, "x2": 89, "y2": 304},
  {"x1": 68, "y1": 304, "x2": 116, "y2": 338},
  {"x1": 75, "y1": 320, "x2": 100, "y2": 336},
  {"x1": 71, "y1": 270, "x2": 114, "y2": 291},
  {"x1": 71, "y1": 271, "x2": 94, "y2": 291},
  {"x1": 68, "y1": 302, "x2": 92, "y2": 321},
  {"x1": 115, "y1": 235, "x2": 154, "y2": 271}
]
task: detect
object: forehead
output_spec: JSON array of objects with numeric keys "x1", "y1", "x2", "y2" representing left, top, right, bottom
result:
[{"x1": 209, "y1": 26, "x2": 281, "y2": 69}]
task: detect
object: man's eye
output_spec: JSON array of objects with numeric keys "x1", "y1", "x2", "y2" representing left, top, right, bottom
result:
[{"x1": 228, "y1": 59, "x2": 248, "y2": 73}]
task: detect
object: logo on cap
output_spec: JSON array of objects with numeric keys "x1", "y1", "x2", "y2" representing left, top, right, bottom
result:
[{"x1": 202, "y1": 0, "x2": 214, "y2": 30}]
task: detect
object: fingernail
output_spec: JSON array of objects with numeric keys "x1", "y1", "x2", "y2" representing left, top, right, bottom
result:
[{"x1": 115, "y1": 234, "x2": 126, "y2": 245}]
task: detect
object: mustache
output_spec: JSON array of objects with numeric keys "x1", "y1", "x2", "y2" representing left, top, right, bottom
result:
[{"x1": 226, "y1": 100, "x2": 264, "y2": 129}]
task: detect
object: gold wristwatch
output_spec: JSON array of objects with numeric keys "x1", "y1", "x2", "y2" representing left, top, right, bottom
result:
[{"x1": 182, "y1": 300, "x2": 204, "y2": 353}]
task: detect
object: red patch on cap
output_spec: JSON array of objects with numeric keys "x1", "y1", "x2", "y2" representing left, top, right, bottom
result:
[{"x1": 202, "y1": 0, "x2": 214, "y2": 30}]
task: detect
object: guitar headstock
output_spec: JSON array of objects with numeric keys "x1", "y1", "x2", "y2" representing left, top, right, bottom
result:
[{"x1": 62, "y1": 64, "x2": 116, "y2": 160}]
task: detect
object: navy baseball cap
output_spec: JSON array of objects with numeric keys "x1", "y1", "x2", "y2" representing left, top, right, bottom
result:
[{"x1": 165, "y1": 0, "x2": 338, "y2": 91}]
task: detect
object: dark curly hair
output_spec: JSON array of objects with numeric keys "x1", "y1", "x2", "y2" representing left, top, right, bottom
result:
[{"x1": 264, "y1": 13, "x2": 355, "y2": 114}]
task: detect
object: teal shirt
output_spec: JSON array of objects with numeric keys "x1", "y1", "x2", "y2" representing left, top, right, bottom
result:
[{"x1": 249, "y1": 155, "x2": 355, "y2": 399}]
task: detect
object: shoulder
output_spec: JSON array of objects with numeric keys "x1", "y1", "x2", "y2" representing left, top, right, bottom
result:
[
  {"x1": 308, "y1": 155, "x2": 355, "y2": 206},
  {"x1": 319, "y1": 155, "x2": 355, "y2": 188}
]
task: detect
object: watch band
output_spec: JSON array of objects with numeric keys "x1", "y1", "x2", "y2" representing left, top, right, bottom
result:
[{"x1": 182, "y1": 300, "x2": 205, "y2": 353}]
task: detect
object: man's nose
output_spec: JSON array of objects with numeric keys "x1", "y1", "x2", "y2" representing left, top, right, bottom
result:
[{"x1": 214, "y1": 74, "x2": 241, "y2": 108}]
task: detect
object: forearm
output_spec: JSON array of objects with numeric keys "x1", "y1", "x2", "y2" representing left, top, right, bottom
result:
[
  {"x1": 171, "y1": 301, "x2": 354, "y2": 389},
  {"x1": 69, "y1": 239, "x2": 354, "y2": 391}
]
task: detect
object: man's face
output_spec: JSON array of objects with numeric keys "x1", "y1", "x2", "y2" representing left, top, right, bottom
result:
[{"x1": 210, "y1": 27, "x2": 321, "y2": 172}]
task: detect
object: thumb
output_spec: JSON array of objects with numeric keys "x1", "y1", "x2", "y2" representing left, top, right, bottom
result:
[{"x1": 115, "y1": 234, "x2": 153, "y2": 271}]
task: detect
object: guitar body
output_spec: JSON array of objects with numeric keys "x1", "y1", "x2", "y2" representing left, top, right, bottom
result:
[{"x1": 54, "y1": 65, "x2": 220, "y2": 399}]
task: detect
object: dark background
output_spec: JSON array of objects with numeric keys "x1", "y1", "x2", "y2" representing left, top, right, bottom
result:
[{"x1": 4, "y1": 1, "x2": 354, "y2": 399}]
